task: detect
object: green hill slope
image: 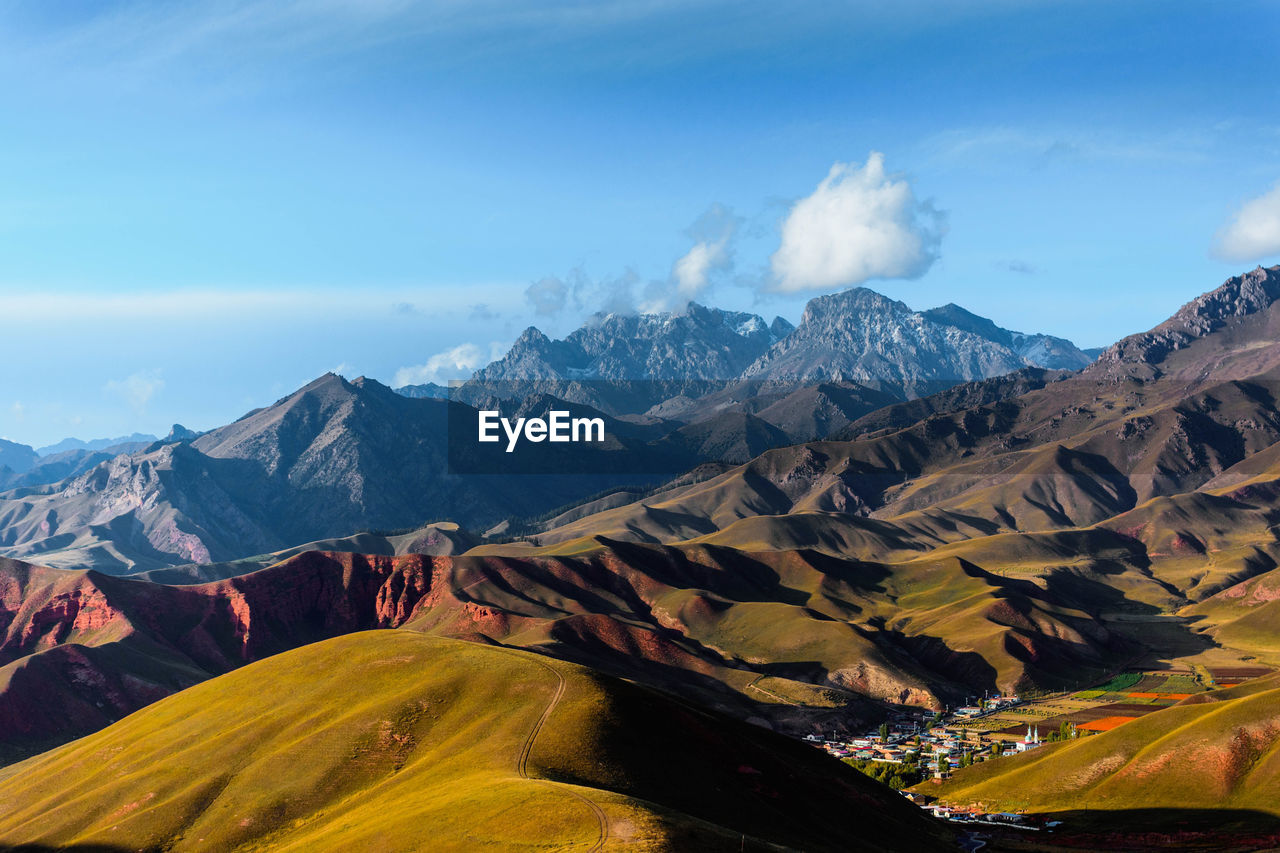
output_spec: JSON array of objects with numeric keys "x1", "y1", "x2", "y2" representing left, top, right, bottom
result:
[
  {"x1": 926, "y1": 674, "x2": 1280, "y2": 819},
  {"x1": 0, "y1": 631, "x2": 954, "y2": 852}
]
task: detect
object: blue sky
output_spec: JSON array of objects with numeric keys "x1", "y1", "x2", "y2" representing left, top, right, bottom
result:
[{"x1": 0, "y1": 0, "x2": 1278, "y2": 448}]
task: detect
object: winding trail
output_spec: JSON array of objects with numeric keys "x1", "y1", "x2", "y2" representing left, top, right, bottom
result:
[
  {"x1": 746, "y1": 675, "x2": 798, "y2": 706},
  {"x1": 512, "y1": 656, "x2": 609, "y2": 852}
]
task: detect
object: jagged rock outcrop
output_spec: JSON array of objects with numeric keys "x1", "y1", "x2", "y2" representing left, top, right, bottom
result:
[
  {"x1": 740, "y1": 288, "x2": 1034, "y2": 396},
  {"x1": 476, "y1": 302, "x2": 791, "y2": 384},
  {"x1": 165, "y1": 424, "x2": 199, "y2": 442},
  {"x1": 921, "y1": 302, "x2": 1094, "y2": 369},
  {"x1": 466, "y1": 289, "x2": 1089, "y2": 404},
  {"x1": 1094, "y1": 265, "x2": 1280, "y2": 369}
]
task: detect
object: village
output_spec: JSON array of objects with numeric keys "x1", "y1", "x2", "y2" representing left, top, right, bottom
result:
[
  {"x1": 804, "y1": 692, "x2": 1075, "y2": 830},
  {"x1": 803, "y1": 664, "x2": 1273, "y2": 830}
]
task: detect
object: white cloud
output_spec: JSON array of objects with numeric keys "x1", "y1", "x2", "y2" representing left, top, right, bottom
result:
[
  {"x1": 672, "y1": 236, "x2": 729, "y2": 299},
  {"x1": 393, "y1": 341, "x2": 504, "y2": 387},
  {"x1": 1214, "y1": 183, "x2": 1280, "y2": 263},
  {"x1": 639, "y1": 203, "x2": 740, "y2": 313},
  {"x1": 526, "y1": 276, "x2": 571, "y2": 316},
  {"x1": 524, "y1": 267, "x2": 638, "y2": 318},
  {"x1": 770, "y1": 152, "x2": 945, "y2": 293},
  {"x1": 636, "y1": 236, "x2": 730, "y2": 314},
  {"x1": 105, "y1": 370, "x2": 164, "y2": 412}
]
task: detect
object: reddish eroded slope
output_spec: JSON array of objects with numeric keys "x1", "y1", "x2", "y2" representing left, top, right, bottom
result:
[
  {"x1": 0, "y1": 558, "x2": 132, "y2": 663},
  {"x1": 0, "y1": 541, "x2": 1129, "y2": 765},
  {"x1": 0, "y1": 552, "x2": 443, "y2": 763}
]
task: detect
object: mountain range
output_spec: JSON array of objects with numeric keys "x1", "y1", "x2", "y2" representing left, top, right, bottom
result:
[
  {"x1": 4, "y1": 268, "x2": 1280, "y2": 848},
  {"x1": 0, "y1": 287, "x2": 1093, "y2": 573},
  {"x1": 519, "y1": 266, "x2": 1280, "y2": 551},
  {"x1": 0, "y1": 267, "x2": 1275, "y2": 724},
  {"x1": 737, "y1": 287, "x2": 1090, "y2": 393},
  {"x1": 459, "y1": 288, "x2": 1092, "y2": 413},
  {"x1": 0, "y1": 377, "x2": 639, "y2": 572},
  {"x1": 35, "y1": 432, "x2": 159, "y2": 457},
  {"x1": 476, "y1": 301, "x2": 795, "y2": 384}
]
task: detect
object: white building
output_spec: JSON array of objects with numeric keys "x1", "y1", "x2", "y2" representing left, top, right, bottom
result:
[{"x1": 1014, "y1": 725, "x2": 1042, "y2": 752}]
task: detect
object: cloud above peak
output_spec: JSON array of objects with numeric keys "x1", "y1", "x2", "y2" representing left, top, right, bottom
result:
[
  {"x1": 671, "y1": 237, "x2": 728, "y2": 299},
  {"x1": 524, "y1": 267, "x2": 638, "y2": 319},
  {"x1": 770, "y1": 152, "x2": 945, "y2": 293},
  {"x1": 1214, "y1": 183, "x2": 1280, "y2": 263},
  {"x1": 648, "y1": 203, "x2": 740, "y2": 312},
  {"x1": 393, "y1": 342, "x2": 504, "y2": 388},
  {"x1": 521, "y1": 156, "x2": 946, "y2": 321}
]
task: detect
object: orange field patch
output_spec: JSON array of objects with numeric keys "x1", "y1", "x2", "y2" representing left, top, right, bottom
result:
[
  {"x1": 1127, "y1": 691, "x2": 1192, "y2": 700},
  {"x1": 1128, "y1": 692, "x2": 1159, "y2": 699},
  {"x1": 1078, "y1": 715, "x2": 1138, "y2": 732},
  {"x1": 1163, "y1": 693, "x2": 1192, "y2": 700}
]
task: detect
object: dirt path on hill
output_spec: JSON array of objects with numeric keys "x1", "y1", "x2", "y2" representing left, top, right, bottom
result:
[
  {"x1": 513, "y1": 656, "x2": 610, "y2": 852},
  {"x1": 746, "y1": 675, "x2": 798, "y2": 705}
]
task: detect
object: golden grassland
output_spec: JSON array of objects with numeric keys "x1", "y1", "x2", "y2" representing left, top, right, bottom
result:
[
  {"x1": 923, "y1": 674, "x2": 1280, "y2": 819},
  {"x1": 0, "y1": 631, "x2": 953, "y2": 853}
]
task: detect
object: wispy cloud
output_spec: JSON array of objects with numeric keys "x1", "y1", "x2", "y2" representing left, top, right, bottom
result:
[
  {"x1": 3, "y1": 1, "x2": 1064, "y2": 98},
  {"x1": 643, "y1": 203, "x2": 740, "y2": 312},
  {"x1": 393, "y1": 341, "x2": 505, "y2": 387},
  {"x1": 999, "y1": 259, "x2": 1038, "y2": 275},
  {"x1": 919, "y1": 126, "x2": 1216, "y2": 168},
  {"x1": 526, "y1": 204, "x2": 742, "y2": 319},
  {"x1": 0, "y1": 285, "x2": 523, "y2": 322},
  {"x1": 668, "y1": 236, "x2": 729, "y2": 301},
  {"x1": 10, "y1": 1, "x2": 423, "y2": 75},
  {"x1": 2, "y1": 0, "x2": 751, "y2": 88},
  {"x1": 105, "y1": 370, "x2": 165, "y2": 413},
  {"x1": 524, "y1": 267, "x2": 638, "y2": 319}
]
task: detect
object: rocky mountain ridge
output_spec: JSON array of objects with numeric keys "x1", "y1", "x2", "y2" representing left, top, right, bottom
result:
[
  {"x1": 475, "y1": 302, "x2": 793, "y2": 385},
  {"x1": 511, "y1": 267, "x2": 1280, "y2": 555},
  {"x1": 35, "y1": 432, "x2": 159, "y2": 457},
  {"x1": 0, "y1": 437, "x2": 156, "y2": 492},
  {"x1": 920, "y1": 302, "x2": 1093, "y2": 370},
  {"x1": 1094, "y1": 264, "x2": 1280, "y2": 370},
  {"x1": 0, "y1": 376, "x2": 624, "y2": 572},
  {"x1": 445, "y1": 288, "x2": 1092, "y2": 412},
  {"x1": 739, "y1": 287, "x2": 1073, "y2": 394}
]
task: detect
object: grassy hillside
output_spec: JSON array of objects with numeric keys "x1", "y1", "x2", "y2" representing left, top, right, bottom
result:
[
  {"x1": 0, "y1": 632, "x2": 953, "y2": 852},
  {"x1": 925, "y1": 674, "x2": 1280, "y2": 819}
]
